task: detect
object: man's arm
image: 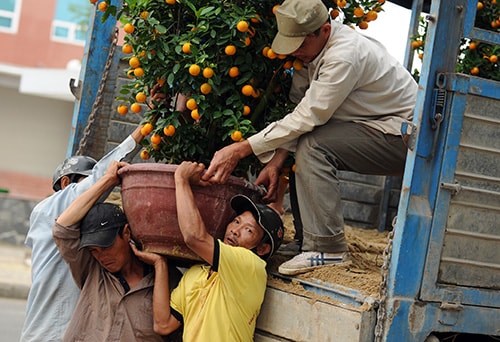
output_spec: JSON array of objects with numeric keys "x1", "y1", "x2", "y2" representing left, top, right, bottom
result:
[
  {"x1": 201, "y1": 139, "x2": 253, "y2": 184},
  {"x1": 174, "y1": 161, "x2": 215, "y2": 264},
  {"x1": 56, "y1": 161, "x2": 125, "y2": 227},
  {"x1": 130, "y1": 245, "x2": 181, "y2": 336}
]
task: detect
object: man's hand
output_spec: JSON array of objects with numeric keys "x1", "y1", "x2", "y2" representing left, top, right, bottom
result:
[
  {"x1": 175, "y1": 161, "x2": 211, "y2": 187},
  {"x1": 105, "y1": 161, "x2": 128, "y2": 187},
  {"x1": 202, "y1": 141, "x2": 252, "y2": 184},
  {"x1": 254, "y1": 164, "x2": 281, "y2": 203},
  {"x1": 149, "y1": 83, "x2": 171, "y2": 109},
  {"x1": 130, "y1": 241, "x2": 164, "y2": 266}
]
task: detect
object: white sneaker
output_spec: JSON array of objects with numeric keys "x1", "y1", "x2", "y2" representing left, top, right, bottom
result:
[{"x1": 278, "y1": 251, "x2": 351, "y2": 276}]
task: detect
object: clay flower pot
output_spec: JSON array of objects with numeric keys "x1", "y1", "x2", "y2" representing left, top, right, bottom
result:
[{"x1": 118, "y1": 163, "x2": 265, "y2": 263}]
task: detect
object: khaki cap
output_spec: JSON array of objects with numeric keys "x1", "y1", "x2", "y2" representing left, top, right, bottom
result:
[{"x1": 271, "y1": 0, "x2": 329, "y2": 55}]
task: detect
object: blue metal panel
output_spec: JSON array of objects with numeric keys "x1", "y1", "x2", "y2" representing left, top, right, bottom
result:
[
  {"x1": 381, "y1": 0, "x2": 500, "y2": 339},
  {"x1": 66, "y1": 0, "x2": 123, "y2": 156}
]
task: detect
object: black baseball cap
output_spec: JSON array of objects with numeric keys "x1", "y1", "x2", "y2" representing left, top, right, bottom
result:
[{"x1": 79, "y1": 203, "x2": 128, "y2": 250}]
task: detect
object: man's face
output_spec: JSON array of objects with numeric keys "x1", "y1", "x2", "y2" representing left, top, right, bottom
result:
[
  {"x1": 290, "y1": 24, "x2": 330, "y2": 63},
  {"x1": 224, "y1": 211, "x2": 265, "y2": 251},
  {"x1": 87, "y1": 229, "x2": 130, "y2": 273}
]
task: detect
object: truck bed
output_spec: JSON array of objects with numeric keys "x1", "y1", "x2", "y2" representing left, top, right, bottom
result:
[{"x1": 255, "y1": 217, "x2": 387, "y2": 341}]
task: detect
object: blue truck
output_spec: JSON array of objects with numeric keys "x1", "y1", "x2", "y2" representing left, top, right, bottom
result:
[{"x1": 69, "y1": 0, "x2": 500, "y2": 340}]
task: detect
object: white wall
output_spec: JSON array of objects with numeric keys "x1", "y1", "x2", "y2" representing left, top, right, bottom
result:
[{"x1": 0, "y1": 86, "x2": 74, "y2": 177}]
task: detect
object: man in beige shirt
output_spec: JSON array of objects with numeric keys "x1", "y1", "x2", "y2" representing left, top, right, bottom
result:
[{"x1": 202, "y1": 0, "x2": 418, "y2": 275}]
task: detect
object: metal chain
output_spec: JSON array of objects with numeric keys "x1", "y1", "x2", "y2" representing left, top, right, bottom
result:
[
  {"x1": 374, "y1": 218, "x2": 396, "y2": 341},
  {"x1": 76, "y1": 27, "x2": 119, "y2": 156}
]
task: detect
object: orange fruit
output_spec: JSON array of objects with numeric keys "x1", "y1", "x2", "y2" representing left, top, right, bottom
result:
[
  {"x1": 202, "y1": 67, "x2": 214, "y2": 78},
  {"x1": 489, "y1": 55, "x2": 498, "y2": 63},
  {"x1": 337, "y1": 0, "x2": 347, "y2": 8},
  {"x1": 135, "y1": 92, "x2": 147, "y2": 103},
  {"x1": 122, "y1": 43, "x2": 133, "y2": 54},
  {"x1": 141, "y1": 123, "x2": 154, "y2": 136},
  {"x1": 283, "y1": 60, "x2": 293, "y2": 69},
  {"x1": 244, "y1": 36, "x2": 251, "y2": 46},
  {"x1": 272, "y1": 4, "x2": 280, "y2": 15},
  {"x1": 191, "y1": 109, "x2": 201, "y2": 121},
  {"x1": 243, "y1": 105, "x2": 251, "y2": 116},
  {"x1": 186, "y1": 98, "x2": 198, "y2": 110},
  {"x1": 251, "y1": 89, "x2": 261, "y2": 98},
  {"x1": 90, "y1": 0, "x2": 98, "y2": 4},
  {"x1": 358, "y1": 21, "x2": 369, "y2": 30},
  {"x1": 267, "y1": 48, "x2": 277, "y2": 59},
  {"x1": 163, "y1": 125, "x2": 176, "y2": 136},
  {"x1": 166, "y1": 0, "x2": 176, "y2": 4},
  {"x1": 151, "y1": 134, "x2": 162, "y2": 145},
  {"x1": 353, "y1": 7, "x2": 364, "y2": 18},
  {"x1": 262, "y1": 46, "x2": 270, "y2": 57},
  {"x1": 127, "y1": 69, "x2": 135, "y2": 79},
  {"x1": 182, "y1": 42, "x2": 191, "y2": 54},
  {"x1": 231, "y1": 130, "x2": 243, "y2": 142},
  {"x1": 189, "y1": 64, "x2": 201, "y2": 76},
  {"x1": 98, "y1": 1, "x2": 108, "y2": 12},
  {"x1": 129, "y1": 57, "x2": 140, "y2": 68},
  {"x1": 157, "y1": 78, "x2": 166, "y2": 86},
  {"x1": 418, "y1": 53, "x2": 424, "y2": 59},
  {"x1": 117, "y1": 105, "x2": 128, "y2": 115},
  {"x1": 225, "y1": 45, "x2": 237, "y2": 56},
  {"x1": 236, "y1": 20, "x2": 249, "y2": 33},
  {"x1": 411, "y1": 41, "x2": 420, "y2": 49},
  {"x1": 133, "y1": 67, "x2": 144, "y2": 77},
  {"x1": 140, "y1": 11, "x2": 149, "y2": 19},
  {"x1": 365, "y1": 10, "x2": 378, "y2": 22},
  {"x1": 200, "y1": 83, "x2": 212, "y2": 95},
  {"x1": 291, "y1": 164, "x2": 296, "y2": 173},
  {"x1": 477, "y1": 1, "x2": 484, "y2": 10},
  {"x1": 228, "y1": 66, "x2": 239, "y2": 78},
  {"x1": 140, "y1": 149, "x2": 150, "y2": 160},
  {"x1": 469, "y1": 42, "x2": 478, "y2": 50},
  {"x1": 250, "y1": 14, "x2": 261, "y2": 24},
  {"x1": 123, "y1": 23, "x2": 134, "y2": 34},
  {"x1": 292, "y1": 59, "x2": 304, "y2": 71},
  {"x1": 470, "y1": 66, "x2": 479, "y2": 75},
  {"x1": 330, "y1": 9, "x2": 340, "y2": 19},
  {"x1": 130, "y1": 103, "x2": 142, "y2": 113},
  {"x1": 241, "y1": 85, "x2": 254, "y2": 96}
]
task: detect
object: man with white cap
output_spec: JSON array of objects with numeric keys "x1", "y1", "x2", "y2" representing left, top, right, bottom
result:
[{"x1": 202, "y1": 0, "x2": 417, "y2": 275}]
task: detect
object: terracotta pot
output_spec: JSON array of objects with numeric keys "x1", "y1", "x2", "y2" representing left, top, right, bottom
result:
[{"x1": 118, "y1": 163, "x2": 264, "y2": 263}]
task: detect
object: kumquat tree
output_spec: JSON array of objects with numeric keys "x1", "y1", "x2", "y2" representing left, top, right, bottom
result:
[
  {"x1": 410, "y1": 0, "x2": 500, "y2": 82},
  {"x1": 95, "y1": 0, "x2": 386, "y2": 177}
]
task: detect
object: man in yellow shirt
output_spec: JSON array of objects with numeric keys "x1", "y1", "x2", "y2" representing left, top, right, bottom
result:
[{"x1": 132, "y1": 161, "x2": 284, "y2": 341}]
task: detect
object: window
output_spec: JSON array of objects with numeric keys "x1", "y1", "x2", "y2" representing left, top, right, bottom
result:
[
  {"x1": 0, "y1": 0, "x2": 22, "y2": 33},
  {"x1": 51, "y1": 0, "x2": 90, "y2": 45}
]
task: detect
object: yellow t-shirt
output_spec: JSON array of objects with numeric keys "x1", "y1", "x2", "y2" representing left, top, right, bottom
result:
[{"x1": 170, "y1": 239, "x2": 267, "y2": 341}]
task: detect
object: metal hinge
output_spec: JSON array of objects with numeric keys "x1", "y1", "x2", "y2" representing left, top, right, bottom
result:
[
  {"x1": 438, "y1": 301, "x2": 464, "y2": 326},
  {"x1": 441, "y1": 182, "x2": 462, "y2": 195},
  {"x1": 431, "y1": 73, "x2": 447, "y2": 131}
]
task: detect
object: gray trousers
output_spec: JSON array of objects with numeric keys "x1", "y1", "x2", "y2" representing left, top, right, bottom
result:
[{"x1": 294, "y1": 121, "x2": 408, "y2": 253}]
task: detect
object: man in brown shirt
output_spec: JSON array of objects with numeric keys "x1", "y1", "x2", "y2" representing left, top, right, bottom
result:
[{"x1": 53, "y1": 161, "x2": 180, "y2": 341}]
